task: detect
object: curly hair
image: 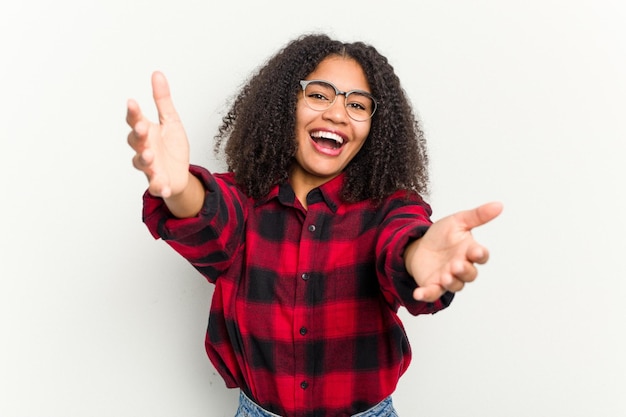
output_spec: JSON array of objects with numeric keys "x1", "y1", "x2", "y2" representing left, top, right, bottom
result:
[{"x1": 214, "y1": 33, "x2": 429, "y2": 203}]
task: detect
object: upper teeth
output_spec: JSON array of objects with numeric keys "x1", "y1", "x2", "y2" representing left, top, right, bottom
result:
[{"x1": 311, "y1": 131, "x2": 344, "y2": 145}]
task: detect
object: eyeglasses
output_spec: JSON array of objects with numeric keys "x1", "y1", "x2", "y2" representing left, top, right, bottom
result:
[{"x1": 299, "y1": 80, "x2": 378, "y2": 122}]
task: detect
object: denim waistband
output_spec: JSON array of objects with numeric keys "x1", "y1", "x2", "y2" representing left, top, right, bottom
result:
[{"x1": 236, "y1": 391, "x2": 397, "y2": 417}]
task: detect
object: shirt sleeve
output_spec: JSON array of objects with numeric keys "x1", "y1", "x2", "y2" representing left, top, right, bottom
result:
[
  {"x1": 142, "y1": 165, "x2": 247, "y2": 283},
  {"x1": 375, "y1": 193, "x2": 454, "y2": 316}
]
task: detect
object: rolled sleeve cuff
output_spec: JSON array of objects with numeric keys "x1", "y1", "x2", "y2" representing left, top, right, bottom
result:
[
  {"x1": 388, "y1": 224, "x2": 455, "y2": 315},
  {"x1": 142, "y1": 165, "x2": 220, "y2": 241}
]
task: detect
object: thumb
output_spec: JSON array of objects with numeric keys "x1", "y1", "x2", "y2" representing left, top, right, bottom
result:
[
  {"x1": 455, "y1": 201, "x2": 503, "y2": 230},
  {"x1": 151, "y1": 71, "x2": 180, "y2": 124}
]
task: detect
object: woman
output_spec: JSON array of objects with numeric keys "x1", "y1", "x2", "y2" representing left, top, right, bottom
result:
[{"x1": 126, "y1": 33, "x2": 502, "y2": 417}]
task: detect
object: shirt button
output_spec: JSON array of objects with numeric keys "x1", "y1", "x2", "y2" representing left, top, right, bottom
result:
[
  {"x1": 299, "y1": 327, "x2": 307, "y2": 336},
  {"x1": 308, "y1": 224, "x2": 316, "y2": 232},
  {"x1": 301, "y1": 273, "x2": 309, "y2": 281},
  {"x1": 300, "y1": 381, "x2": 309, "y2": 390}
]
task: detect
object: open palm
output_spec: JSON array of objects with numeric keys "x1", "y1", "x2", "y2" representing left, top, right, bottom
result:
[
  {"x1": 406, "y1": 202, "x2": 503, "y2": 302},
  {"x1": 126, "y1": 71, "x2": 190, "y2": 198}
]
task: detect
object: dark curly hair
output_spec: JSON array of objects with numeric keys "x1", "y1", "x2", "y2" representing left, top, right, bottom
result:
[{"x1": 214, "y1": 33, "x2": 429, "y2": 203}]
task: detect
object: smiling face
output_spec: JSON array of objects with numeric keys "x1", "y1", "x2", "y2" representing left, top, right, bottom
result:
[{"x1": 290, "y1": 55, "x2": 372, "y2": 198}]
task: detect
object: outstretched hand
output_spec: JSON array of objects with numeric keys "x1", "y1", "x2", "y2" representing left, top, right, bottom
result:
[
  {"x1": 405, "y1": 202, "x2": 503, "y2": 302},
  {"x1": 126, "y1": 71, "x2": 190, "y2": 198}
]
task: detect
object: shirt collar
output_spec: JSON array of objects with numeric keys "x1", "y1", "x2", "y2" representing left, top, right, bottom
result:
[
  {"x1": 255, "y1": 173, "x2": 345, "y2": 213},
  {"x1": 310, "y1": 173, "x2": 343, "y2": 213}
]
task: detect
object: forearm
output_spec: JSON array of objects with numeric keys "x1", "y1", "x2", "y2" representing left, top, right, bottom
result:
[{"x1": 163, "y1": 171, "x2": 205, "y2": 218}]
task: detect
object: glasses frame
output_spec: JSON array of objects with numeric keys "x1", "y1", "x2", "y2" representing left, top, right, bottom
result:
[{"x1": 299, "y1": 79, "x2": 378, "y2": 121}]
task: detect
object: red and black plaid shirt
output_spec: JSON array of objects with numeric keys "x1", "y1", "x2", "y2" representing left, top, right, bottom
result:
[{"x1": 143, "y1": 165, "x2": 453, "y2": 417}]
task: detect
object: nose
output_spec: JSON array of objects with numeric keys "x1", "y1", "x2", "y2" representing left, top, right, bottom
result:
[{"x1": 322, "y1": 95, "x2": 349, "y2": 123}]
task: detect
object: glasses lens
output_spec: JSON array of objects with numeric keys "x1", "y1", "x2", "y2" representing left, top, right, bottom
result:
[
  {"x1": 303, "y1": 81, "x2": 337, "y2": 111},
  {"x1": 345, "y1": 92, "x2": 375, "y2": 121}
]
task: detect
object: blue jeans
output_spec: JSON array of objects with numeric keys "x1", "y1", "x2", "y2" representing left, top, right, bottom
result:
[{"x1": 235, "y1": 391, "x2": 399, "y2": 417}]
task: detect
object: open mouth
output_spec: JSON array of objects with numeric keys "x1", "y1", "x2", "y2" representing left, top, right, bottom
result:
[{"x1": 310, "y1": 131, "x2": 345, "y2": 150}]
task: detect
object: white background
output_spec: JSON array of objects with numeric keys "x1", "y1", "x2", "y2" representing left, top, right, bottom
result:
[{"x1": 1, "y1": 0, "x2": 625, "y2": 416}]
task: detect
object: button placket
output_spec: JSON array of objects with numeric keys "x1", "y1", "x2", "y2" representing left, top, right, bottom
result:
[{"x1": 295, "y1": 211, "x2": 321, "y2": 401}]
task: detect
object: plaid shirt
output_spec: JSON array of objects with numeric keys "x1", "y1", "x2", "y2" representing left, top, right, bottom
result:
[{"x1": 143, "y1": 165, "x2": 453, "y2": 417}]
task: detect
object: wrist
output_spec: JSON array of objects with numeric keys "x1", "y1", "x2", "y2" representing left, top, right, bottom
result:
[
  {"x1": 403, "y1": 239, "x2": 422, "y2": 278},
  {"x1": 164, "y1": 172, "x2": 204, "y2": 218}
]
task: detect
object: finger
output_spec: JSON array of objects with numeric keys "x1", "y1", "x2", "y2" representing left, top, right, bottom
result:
[
  {"x1": 151, "y1": 71, "x2": 180, "y2": 124},
  {"x1": 127, "y1": 120, "x2": 150, "y2": 151},
  {"x1": 467, "y1": 244, "x2": 490, "y2": 264},
  {"x1": 131, "y1": 151, "x2": 171, "y2": 199},
  {"x1": 132, "y1": 149, "x2": 155, "y2": 171},
  {"x1": 413, "y1": 284, "x2": 446, "y2": 302},
  {"x1": 127, "y1": 130, "x2": 138, "y2": 149},
  {"x1": 126, "y1": 98, "x2": 144, "y2": 127},
  {"x1": 455, "y1": 201, "x2": 503, "y2": 230},
  {"x1": 442, "y1": 277, "x2": 466, "y2": 293},
  {"x1": 147, "y1": 175, "x2": 172, "y2": 199},
  {"x1": 449, "y1": 260, "x2": 477, "y2": 284}
]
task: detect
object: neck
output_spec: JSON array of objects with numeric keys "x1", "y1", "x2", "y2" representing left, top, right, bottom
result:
[{"x1": 289, "y1": 167, "x2": 338, "y2": 210}]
